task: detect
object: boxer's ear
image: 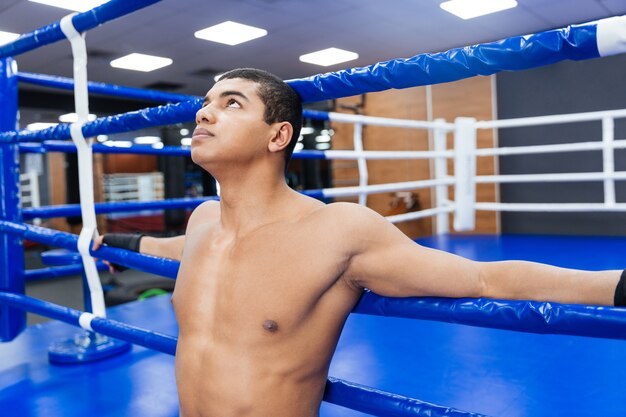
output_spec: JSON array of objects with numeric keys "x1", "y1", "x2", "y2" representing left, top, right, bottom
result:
[{"x1": 268, "y1": 122, "x2": 293, "y2": 153}]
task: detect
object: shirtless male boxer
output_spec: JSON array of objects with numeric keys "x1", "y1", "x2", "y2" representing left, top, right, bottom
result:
[{"x1": 93, "y1": 68, "x2": 626, "y2": 417}]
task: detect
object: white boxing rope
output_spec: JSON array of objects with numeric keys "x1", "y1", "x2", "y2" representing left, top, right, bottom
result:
[
  {"x1": 60, "y1": 14, "x2": 106, "y2": 318},
  {"x1": 475, "y1": 108, "x2": 626, "y2": 130},
  {"x1": 385, "y1": 205, "x2": 454, "y2": 224},
  {"x1": 473, "y1": 139, "x2": 626, "y2": 157},
  {"x1": 602, "y1": 117, "x2": 616, "y2": 206},
  {"x1": 322, "y1": 177, "x2": 454, "y2": 198},
  {"x1": 432, "y1": 119, "x2": 450, "y2": 234},
  {"x1": 475, "y1": 171, "x2": 626, "y2": 184},
  {"x1": 596, "y1": 15, "x2": 626, "y2": 57},
  {"x1": 328, "y1": 112, "x2": 455, "y2": 131},
  {"x1": 353, "y1": 123, "x2": 368, "y2": 206},
  {"x1": 475, "y1": 202, "x2": 626, "y2": 213},
  {"x1": 323, "y1": 149, "x2": 454, "y2": 160}
]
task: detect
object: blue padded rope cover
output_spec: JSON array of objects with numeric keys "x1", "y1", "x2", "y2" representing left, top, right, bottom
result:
[
  {"x1": 0, "y1": 220, "x2": 178, "y2": 279},
  {"x1": 17, "y1": 72, "x2": 192, "y2": 103},
  {"x1": 3, "y1": 220, "x2": 626, "y2": 340},
  {"x1": 22, "y1": 193, "x2": 322, "y2": 219},
  {"x1": 324, "y1": 377, "x2": 487, "y2": 417},
  {"x1": 2, "y1": 101, "x2": 332, "y2": 143},
  {"x1": 354, "y1": 290, "x2": 626, "y2": 341},
  {"x1": 0, "y1": 292, "x2": 177, "y2": 355},
  {"x1": 19, "y1": 141, "x2": 327, "y2": 159},
  {"x1": 288, "y1": 22, "x2": 599, "y2": 102},
  {"x1": 0, "y1": 0, "x2": 162, "y2": 59},
  {"x1": 24, "y1": 262, "x2": 109, "y2": 282},
  {"x1": 0, "y1": 21, "x2": 602, "y2": 142},
  {"x1": 22, "y1": 197, "x2": 212, "y2": 219},
  {"x1": 19, "y1": 141, "x2": 193, "y2": 157},
  {"x1": 0, "y1": 291, "x2": 482, "y2": 416},
  {"x1": 0, "y1": 98, "x2": 203, "y2": 143}
]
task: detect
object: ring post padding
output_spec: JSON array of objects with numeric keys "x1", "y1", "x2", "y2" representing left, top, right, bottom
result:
[
  {"x1": 60, "y1": 14, "x2": 106, "y2": 318},
  {"x1": 453, "y1": 117, "x2": 477, "y2": 232},
  {"x1": 0, "y1": 57, "x2": 25, "y2": 342}
]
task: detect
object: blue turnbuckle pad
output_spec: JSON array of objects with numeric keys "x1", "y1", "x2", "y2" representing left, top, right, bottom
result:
[{"x1": 48, "y1": 331, "x2": 131, "y2": 364}]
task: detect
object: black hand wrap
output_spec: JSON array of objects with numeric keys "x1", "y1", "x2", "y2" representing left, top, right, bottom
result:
[
  {"x1": 614, "y1": 269, "x2": 626, "y2": 307},
  {"x1": 102, "y1": 233, "x2": 144, "y2": 252},
  {"x1": 101, "y1": 233, "x2": 145, "y2": 272}
]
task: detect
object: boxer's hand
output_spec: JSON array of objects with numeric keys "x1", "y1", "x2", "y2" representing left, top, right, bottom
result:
[{"x1": 92, "y1": 233, "x2": 144, "y2": 274}]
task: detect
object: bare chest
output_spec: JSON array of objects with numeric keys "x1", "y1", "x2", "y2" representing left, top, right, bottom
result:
[{"x1": 172, "y1": 226, "x2": 348, "y2": 339}]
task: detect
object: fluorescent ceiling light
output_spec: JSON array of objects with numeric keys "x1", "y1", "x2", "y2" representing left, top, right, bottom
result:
[
  {"x1": 134, "y1": 136, "x2": 161, "y2": 145},
  {"x1": 59, "y1": 112, "x2": 97, "y2": 123},
  {"x1": 110, "y1": 53, "x2": 173, "y2": 72},
  {"x1": 28, "y1": 0, "x2": 109, "y2": 12},
  {"x1": 180, "y1": 138, "x2": 192, "y2": 146},
  {"x1": 440, "y1": 0, "x2": 517, "y2": 20},
  {"x1": 315, "y1": 143, "x2": 331, "y2": 150},
  {"x1": 295, "y1": 142, "x2": 304, "y2": 152},
  {"x1": 301, "y1": 127, "x2": 315, "y2": 135},
  {"x1": 194, "y1": 21, "x2": 267, "y2": 46},
  {"x1": 179, "y1": 128, "x2": 190, "y2": 136},
  {"x1": 0, "y1": 30, "x2": 19, "y2": 47},
  {"x1": 96, "y1": 135, "x2": 108, "y2": 142},
  {"x1": 315, "y1": 135, "x2": 331, "y2": 143},
  {"x1": 299, "y1": 48, "x2": 359, "y2": 67},
  {"x1": 152, "y1": 143, "x2": 164, "y2": 149},
  {"x1": 26, "y1": 122, "x2": 58, "y2": 131},
  {"x1": 103, "y1": 140, "x2": 133, "y2": 148}
]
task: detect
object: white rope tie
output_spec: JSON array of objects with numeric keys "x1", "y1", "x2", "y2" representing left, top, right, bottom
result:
[{"x1": 60, "y1": 14, "x2": 106, "y2": 318}]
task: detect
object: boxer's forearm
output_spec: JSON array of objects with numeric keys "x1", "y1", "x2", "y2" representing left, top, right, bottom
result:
[
  {"x1": 479, "y1": 260, "x2": 621, "y2": 306},
  {"x1": 140, "y1": 235, "x2": 185, "y2": 261}
]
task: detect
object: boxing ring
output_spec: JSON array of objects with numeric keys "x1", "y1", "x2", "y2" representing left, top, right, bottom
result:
[{"x1": 1, "y1": 1, "x2": 626, "y2": 416}]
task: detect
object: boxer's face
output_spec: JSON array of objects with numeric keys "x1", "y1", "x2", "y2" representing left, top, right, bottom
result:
[{"x1": 192, "y1": 78, "x2": 272, "y2": 169}]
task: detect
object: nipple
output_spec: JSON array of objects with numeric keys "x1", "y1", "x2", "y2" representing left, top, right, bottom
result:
[{"x1": 263, "y1": 320, "x2": 279, "y2": 333}]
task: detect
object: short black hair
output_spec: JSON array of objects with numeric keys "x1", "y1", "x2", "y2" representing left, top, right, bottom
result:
[{"x1": 218, "y1": 68, "x2": 302, "y2": 170}]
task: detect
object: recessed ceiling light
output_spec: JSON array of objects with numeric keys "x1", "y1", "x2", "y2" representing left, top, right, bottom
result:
[
  {"x1": 440, "y1": 0, "x2": 517, "y2": 20},
  {"x1": 299, "y1": 48, "x2": 359, "y2": 67},
  {"x1": 110, "y1": 53, "x2": 173, "y2": 72},
  {"x1": 134, "y1": 136, "x2": 161, "y2": 145},
  {"x1": 28, "y1": 0, "x2": 109, "y2": 13},
  {"x1": 0, "y1": 30, "x2": 19, "y2": 47},
  {"x1": 59, "y1": 112, "x2": 97, "y2": 123},
  {"x1": 194, "y1": 21, "x2": 267, "y2": 46},
  {"x1": 26, "y1": 122, "x2": 58, "y2": 131}
]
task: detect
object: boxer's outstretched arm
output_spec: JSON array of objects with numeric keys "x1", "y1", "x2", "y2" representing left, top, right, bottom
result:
[
  {"x1": 337, "y1": 204, "x2": 621, "y2": 306},
  {"x1": 140, "y1": 235, "x2": 186, "y2": 261}
]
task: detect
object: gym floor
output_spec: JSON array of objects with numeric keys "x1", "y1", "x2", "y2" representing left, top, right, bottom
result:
[{"x1": 3, "y1": 234, "x2": 626, "y2": 417}]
